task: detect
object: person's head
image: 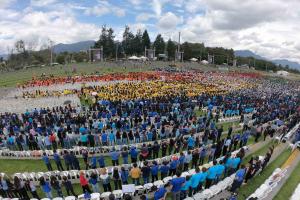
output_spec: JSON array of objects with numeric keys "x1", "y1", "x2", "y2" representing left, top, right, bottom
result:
[
  {"x1": 108, "y1": 193, "x2": 116, "y2": 200},
  {"x1": 195, "y1": 167, "x2": 200, "y2": 173},
  {"x1": 53, "y1": 149, "x2": 57, "y2": 153},
  {"x1": 123, "y1": 194, "x2": 132, "y2": 200},
  {"x1": 43, "y1": 152, "x2": 46, "y2": 156},
  {"x1": 202, "y1": 167, "x2": 207, "y2": 172},
  {"x1": 144, "y1": 161, "x2": 148, "y2": 166},
  {"x1": 186, "y1": 175, "x2": 191, "y2": 181},
  {"x1": 50, "y1": 175, "x2": 56, "y2": 181},
  {"x1": 140, "y1": 195, "x2": 147, "y2": 200},
  {"x1": 213, "y1": 160, "x2": 217, "y2": 165},
  {"x1": 133, "y1": 163, "x2": 137, "y2": 168},
  {"x1": 80, "y1": 170, "x2": 85, "y2": 176},
  {"x1": 219, "y1": 160, "x2": 224, "y2": 165},
  {"x1": 240, "y1": 164, "x2": 246, "y2": 169},
  {"x1": 175, "y1": 171, "x2": 181, "y2": 177},
  {"x1": 63, "y1": 176, "x2": 68, "y2": 181}
]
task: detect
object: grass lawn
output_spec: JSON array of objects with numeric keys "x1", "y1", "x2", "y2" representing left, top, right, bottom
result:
[
  {"x1": 273, "y1": 157, "x2": 300, "y2": 200},
  {"x1": 237, "y1": 147, "x2": 291, "y2": 199}
]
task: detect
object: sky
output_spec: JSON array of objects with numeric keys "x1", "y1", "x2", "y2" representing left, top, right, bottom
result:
[{"x1": 1, "y1": 0, "x2": 300, "y2": 62}]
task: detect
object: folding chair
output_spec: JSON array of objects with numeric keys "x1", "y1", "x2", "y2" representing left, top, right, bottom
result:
[
  {"x1": 113, "y1": 190, "x2": 123, "y2": 199},
  {"x1": 91, "y1": 192, "x2": 101, "y2": 200}
]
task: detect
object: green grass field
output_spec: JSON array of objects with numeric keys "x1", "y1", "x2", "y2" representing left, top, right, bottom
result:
[
  {"x1": 273, "y1": 158, "x2": 300, "y2": 200},
  {"x1": 237, "y1": 147, "x2": 291, "y2": 199}
]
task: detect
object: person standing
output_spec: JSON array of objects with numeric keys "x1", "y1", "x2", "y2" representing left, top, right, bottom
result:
[
  {"x1": 230, "y1": 165, "x2": 246, "y2": 192},
  {"x1": 50, "y1": 175, "x2": 63, "y2": 197},
  {"x1": 170, "y1": 171, "x2": 185, "y2": 200},
  {"x1": 89, "y1": 172, "x2": 100, "y2": 193},
  {"x1": 53, "y1": 150, "x2": 64, "y2": 171},
  {"x1": 42, "y1": 152, "x2": 53, "y2": 171},
  {"x1": 62, "y1": 176, "x2": 77, "y2": 196},
  {"x1": 130, "y1": 163, "x2": 141, "y2": 185},
  {"x1": 79, "y1": 171, "x2": 92, "y2": 194},
  {"x1": 40, "y1": 177, "x2": 52, "y2": 199}
]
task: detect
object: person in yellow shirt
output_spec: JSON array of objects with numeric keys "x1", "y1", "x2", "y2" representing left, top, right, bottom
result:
[{"x1": 130, "y1": 163, "x2": 141, "y2": 185}]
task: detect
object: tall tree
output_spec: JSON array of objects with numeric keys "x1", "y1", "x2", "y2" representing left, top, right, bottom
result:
[
  {"x1": 94, "y1": 25, "x2": 115, "y2": 58},
  {"x1": 132, "y1": 29, "x2": 143, "y2": 55},
  {"x1": 153, "y1": 34, "x2": 165, "y2": 55},
  {"x1": 142, "y1": 30, "x2": 151, "y2": 49},
  {"x1": 122, "y1": 25, "x2": 135, "y2": 56},
  {"x1": 166, "y1": 39, "x2": 176, "y2": 60}
]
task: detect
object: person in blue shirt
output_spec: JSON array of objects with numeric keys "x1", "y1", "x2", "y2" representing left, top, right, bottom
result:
[
  {"x1": 198, "y1": 167, "x2": 208, "y2": 191},
  {"x1": 189, "y1": 167, "x2": 202, "y2": 194},
  {"x1": 109, "y1": 131, "x2": 115, "y2": 145},
  {"x1": 110, "y1": 148, "x2": 120, "y2": 166},
  {"x1": 216, "y1": 160, "x2": 225, "y2": 182},
  {"x1": 40, "y1": 177, "x2": 52, "y2": 199},
  {"x1": 97, "y1": 155, "x2": 105, "y2": 168},
  {"x1": 42, "y1": 152, "x2": 53, "y2": 171},
  {"x1": 205, "y1": 160, "x2": 218, "y2": 188},
  {"x1": 120, "y1": 167, "x2": 129, "y2": 184},
  {"x1": 225, "y1": 156, "x2": 234, "y2": 176},
  {"x1": 169, "y1": 157, "x2": 179, "y2": 176},
  {"x1": 181, "y1": 176, "x2": 191, "y2": 199},
  {"x1": 199, "y1": 147, "x2": 207, "y2": 165},
  {"x1": 89, "y1": 172, "x2": 99, "y2": 193},
  {"x1": 231, "y1": 157, "x2": 241, "y2": 172},
  {"x1": 90, "y1": 154, "x2": 97, "y2": 169},
  {"x1": 101, "y1": 132, "x2": 108, "y2": 146},
  {"x1": 129, "y1": 146, "x2": 138, "y2": 163},
  {"x1": 121, "y1": 146, "x2": 129, "y2": 164},
  {"x1": 53, "y1": 150, "x2": 64, "y2": 171},
  {"x1": 178, "y1": 152, "x2": 185, "y2": 171},
  {"x1": 230, "y1": 164, "x2": 246, "y2": 192},
  {"x1": 170, "y1": 171, "x2": 186, "y2": 200},
  {"x1": 154, "y1": 185, "x2": 167, "y2": 200},
  {"x1": 187, "y1": 135, "x2": 195, "y2": 150},
  {"x1": 151, "y1": 161, "x2": 159, "y2": 182},
  {"x1": 160, "y1": 161, "x2": 170, "y2": 179}
]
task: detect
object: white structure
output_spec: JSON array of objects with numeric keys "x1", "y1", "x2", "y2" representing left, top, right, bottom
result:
[
  {"x1": 190, "y1": 58, "x2": 198, "y2": 62},
  {"x1": 128, "y1": 56, "x2": 140, "y2": 60},
  {"x1": 201, "y1": 60, "x2": 209, "y2": 64},
  {"x1": 277, "y1": 70, "x2": 289, "y2": 76}
]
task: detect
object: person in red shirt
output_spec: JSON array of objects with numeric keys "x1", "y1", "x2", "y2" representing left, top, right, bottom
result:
[{"x1": 79, "y1": 171, "x2": 92, "y2": 194}]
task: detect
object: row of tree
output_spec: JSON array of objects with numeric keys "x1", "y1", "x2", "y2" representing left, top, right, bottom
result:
[{"x1": 1, "y1": 25, "x2": 299, "y2": 74}]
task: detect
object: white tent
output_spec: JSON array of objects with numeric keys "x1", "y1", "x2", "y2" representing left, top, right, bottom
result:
[
  {"x1": 139, "y1": 56, "x2": 148, "y2": 61},
  {"x1": 276, "y1": 70, "x2": 289, "y2": 76},
  {"x1": 128, "y1": 56, "x2": 140, "y2": 60},
  {"x1": 201, "y1": 60, "x2": 209, "y2": 64},
  {"x1": 190, "y1": 58, "x2": 198, "y2": 62}
]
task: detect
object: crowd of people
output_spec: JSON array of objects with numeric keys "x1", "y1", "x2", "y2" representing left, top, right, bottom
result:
[{"x1": 0, "y1": 70, "x2": 299, "y2": 200}]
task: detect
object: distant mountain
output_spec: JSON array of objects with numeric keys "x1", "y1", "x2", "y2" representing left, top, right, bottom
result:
[
  {"x1": 234, "y1": 50, "x2": 265, "y2": 60},
  {"x1": 235, "y1": 50, "x2": 300, "y2": 70},
  {"x1": 272, "y1": 59, "x2": 300, "y2": 70},
  {"x1": 53, "y1": 40, "x2": 95, "y2": 54}
]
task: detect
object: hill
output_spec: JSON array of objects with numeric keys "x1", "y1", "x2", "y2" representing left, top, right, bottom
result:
[
  {"x1": 235, "y1": 50, "x2": 300, "y2": 70},
  {"x1": 53, "y1": 40, "x2": 95, "y2": 54}
]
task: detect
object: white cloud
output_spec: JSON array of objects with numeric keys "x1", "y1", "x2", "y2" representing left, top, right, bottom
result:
[
  {"x1": 0, "y1": 0, "x2": 16, "y2": 8},
  {"x1": 152, "y1": 0, "x2": 162, "y2": 17},
  {"x1": 84, "y1": 1, "x2": 126, "y2": 17},
  {"x1": 157, "y1": 12, "x2": 182, "y2": 31},
  {"x1": 136, "y1": 13, "x2": 154, "y2": 22},
  {"x1": 30, "y1": 0, "x2": 57, "y2": 7}
]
